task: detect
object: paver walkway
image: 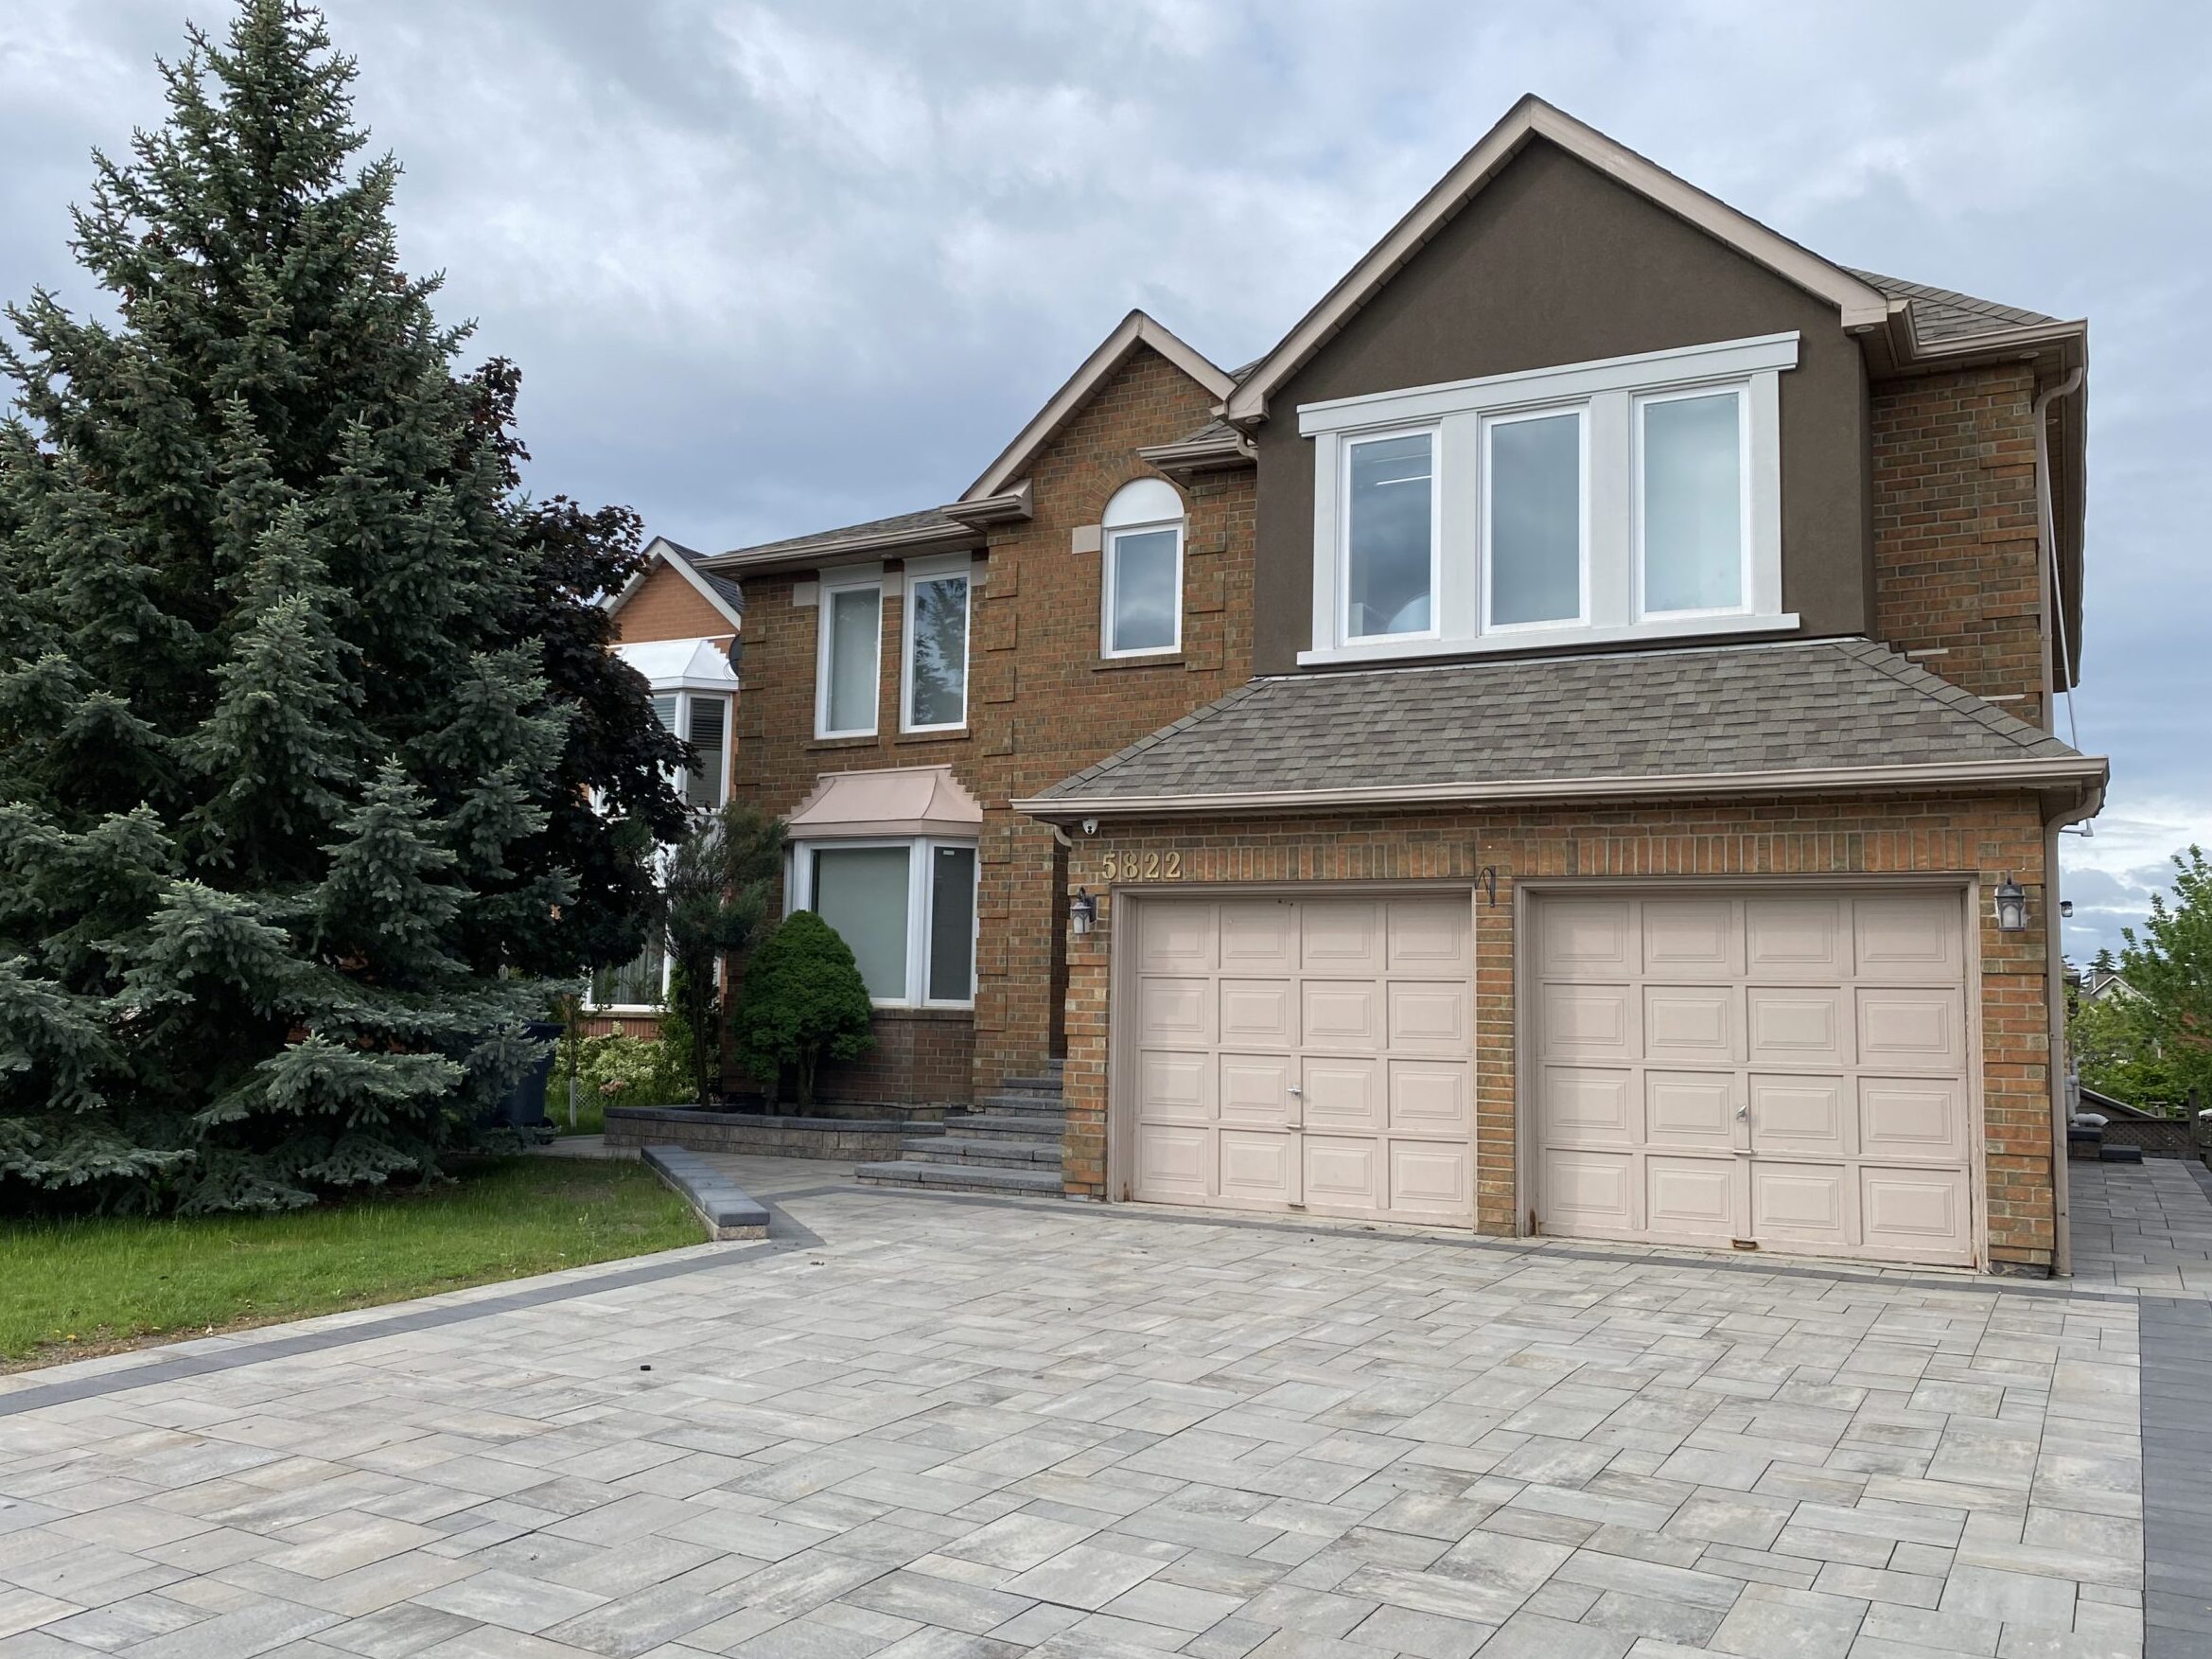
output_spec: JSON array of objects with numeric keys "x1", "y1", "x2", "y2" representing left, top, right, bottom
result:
[
  {"x1": 0, "y1": 1158, "x2": 2157, "y2": 1658},
  {"x1": 2067, "y1": 1158, "x2": 2212, "y2": 1293}
]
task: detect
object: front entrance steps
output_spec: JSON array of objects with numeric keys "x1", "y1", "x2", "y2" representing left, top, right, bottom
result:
[{"x1": 854, "y1": 1061, "x2": 1065, "y2": 1196}]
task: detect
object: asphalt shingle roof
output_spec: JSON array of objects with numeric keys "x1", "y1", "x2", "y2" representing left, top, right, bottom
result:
[
  {"x1": 1027, "y1": 639, "x2": 2085, "y2": 806},
  {"x1": 1852, "y1": 269, "x2": 2060, "y2": 344},
  {"x1": 659, "y1": 539, "x2": 744, "y2": 612},
  {"x1": 711, "y1": 507, "x2": 966, "y2": 566}
]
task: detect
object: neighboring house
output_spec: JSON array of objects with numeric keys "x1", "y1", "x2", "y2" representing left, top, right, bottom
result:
[
  {"x1": 588, "y1": 537, "x2": 743, "y2": 1035},
  {"x1": 698, "y1": 96, "x2": 2103, "y2": 1277},
  {"x1": 2079, "y1": 963, "x2": 2142, "y2": 1004}
]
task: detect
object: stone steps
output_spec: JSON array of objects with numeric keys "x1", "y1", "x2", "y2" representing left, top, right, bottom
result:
[
  {"x1": 852, "y1": 1161, "x2": 1064, "y2": 1196},
  {"x1": 853, "y1": 1062, "x2": 1067, "y2": 1197}
]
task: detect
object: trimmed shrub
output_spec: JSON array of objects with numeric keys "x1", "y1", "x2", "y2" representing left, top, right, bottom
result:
[{"x1": 730, "y1": 911, "x2": 875, "y2": 1110}]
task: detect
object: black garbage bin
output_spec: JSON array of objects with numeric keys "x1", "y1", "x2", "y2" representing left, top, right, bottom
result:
[{"x1": 490, "y1": 1019, "x2": 563, "y2": 1129}]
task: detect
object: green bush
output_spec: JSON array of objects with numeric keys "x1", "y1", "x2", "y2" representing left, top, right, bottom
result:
[
  {"x1": 573, "y1": 1034, "x2": 691, "y2": 1119},
  {"x1": 730, "y1": 911, "x2": 875, "y2": 1110}
]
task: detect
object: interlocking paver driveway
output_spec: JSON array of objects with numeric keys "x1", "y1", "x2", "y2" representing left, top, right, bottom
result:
[{"x1": 0, "y1": 1159, "x2": 2150, "y2": 1658}]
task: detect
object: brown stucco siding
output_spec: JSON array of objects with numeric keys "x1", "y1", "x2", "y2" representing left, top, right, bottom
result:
[
  {"x1": 730, "y1": 343, "x2": 1255, "y2": 1105},
  {"x1": 1061, "y1": 791, "x2": 2060, "y2": 1271},
  {"x1": 1251, "y1": 137, "x2": 1873, "y2": 674},
  {"x1": 1871, "y1": 364, "x2": 2047, "y2": 725}
]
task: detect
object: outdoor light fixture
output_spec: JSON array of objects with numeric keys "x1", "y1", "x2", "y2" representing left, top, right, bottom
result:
[
  {"x1": 1993, "y1": 874, "x2": 2028, "y2": 934},
  {"x1": 1070, "y1": 888, "x2": 1097, "y2": 936}
]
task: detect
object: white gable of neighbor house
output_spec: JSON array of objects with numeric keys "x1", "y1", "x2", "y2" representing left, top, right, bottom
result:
[{"x1": 613, "y1": 637, "x2": 738, "y2": 692}]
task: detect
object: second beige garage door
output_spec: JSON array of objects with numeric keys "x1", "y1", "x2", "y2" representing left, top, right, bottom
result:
[
  {"x1": 1532, "y1": 890, "x2": 1976, "y2": 1266},
  {"x1": 1125, "y1": 893, "x2": 1475, "y2": 1226}
]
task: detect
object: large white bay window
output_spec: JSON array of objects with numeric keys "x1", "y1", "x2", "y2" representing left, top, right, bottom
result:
[
  {"x1": 794, "y1": 838, "x2": 977, "y2": 1007},
  {"x1": 1302, "y1": 332, "x2": 1794, "y2": 664}
]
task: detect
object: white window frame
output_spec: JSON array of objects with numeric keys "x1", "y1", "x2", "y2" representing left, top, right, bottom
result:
[
  {"x1": 899, "y1": 554, "x2": 973, "y2": 732},
  {"x1": 1632, "y1": 381, "x2": 1755, "y2": 624},
  {"x1": 1479, "y1": 404, "x2": 1589, "y2": 635},
  {"x1": 1337, "y1": 425, "x2": 1442, "y2": 646},
  {"x1": 668, "y1": 688, "x2": 731, "y2": 811},
  {"x1": 815, "y1": 570, "x2": 883, "y2": 739},
  {"x1": 788, "y1": 835, "x2": 979, "y2": 1010},
  {"x1": 1300, "y1": 332, "x2": 1796, "y2": 666},
  {"x1": 1101, "y1": 519, "x2": 1186, "y2": 659}
]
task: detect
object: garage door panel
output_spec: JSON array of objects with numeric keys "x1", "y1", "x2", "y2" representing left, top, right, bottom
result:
[
  {"x1": 1219, "y1": 901, "x2": 1295, "y2": 972},
  {"x1": 1543, "y1": 1066, "x2": 1637, "y2": 1145},
  {"x1": 1860, "y1": 1077, "x2": 1966, "y2": 1162},
  {"x1": 1138, "y1": 978, "x2": 1214, "y2": 1045},
  {"x1": 1747, "y1": 986, "x2": 1849, "y2": 1067},
  {"x1": 1642, "y1": 900, "x2": 1738, "y2": 977},
  {"x1": 1220, "y1": 979, "x2": 1295, "y2": 1045},
  {"x1": 1303, "y1": 980, "x2": 1382, "y2": 1050},
  {"x1": 1135, "y1": 1124, "x2": 1211, "y2": 1200},
  {"x1": 1388, "y1": 980, "x2": 1468, "y2": 1050},
  {"x1": 1534, "y1": 890, "x2": 1975, "y2": 1269},
  {"x1": 1220, "y1": 1054, "x2": 1292, "y2": 1127},
  {"x1": 1644, "y1": 1071, "x2": 1732, "y2": 1150},
  {"x1": 1301, "y1": 901, "x2": 1384, "y2": 974},
  {"x1": 1646, "y1": 1156, "x2": 1737, "y2": 1241},
  {"x1": 1858, "y1": 988, "x2": 1962, "y2": 1068},
  {"x1": 1388, "y1": 1141, "x2": 1471, "y2": 1218},
  {"x1": 1138, "y1": 1050, "x2": 1211, "y2": 1122},
  {"x1": 1542, "y1": 983, "x2": 1637, "y2": 1060},
  {"x1": 1220, "y1": 1131, "x2": 1299, "y2": 1206},
  {"x1": 1750, "y1": 1076, "x2": 1850, "y2": 1158},
  {"x1": 1854, "y1": 896, "x2": 1961, "y2": 982},
  {"x1": 1644, "y1": 984, "x2": 1735, "y2": 1065},
  {"x1": 1388, "y1": 1060, "x2": 1470, "y2": 1134},
  {"x1": 1389, "y1": 899, "x2": 1470, "y2": 971},
  {"x1": 1539, "y1": 899, "x2": 1636, "y2": 979},
  {"x1": 1746, "y1": 897, "x2": 1849, "y2": 978},
  {"x1": 1304, "y1": 1057, "x2": 1381, "y2": 1131},
  {"x1": 1139, "y1": 902, "x2": 1216, "y2": 972},
  {"x1": 1304, "y1": 1137, "x2": 1380, "y2": 1210},
  {"x1": 1748, "y1": 1161, "x2": 1852, "y2": 1247},
  {"x1": 1861, "y1": 1166, "x2": 1972, "y2": 1262},
  {"x1": 1544, "y1": 1150, "x2": 1635, "y2": 1230}
]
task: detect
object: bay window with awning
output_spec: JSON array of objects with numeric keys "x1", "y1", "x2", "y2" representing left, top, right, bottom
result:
[{"x1": 783, "y1": 766, "x2": 983, "y2": 1009}]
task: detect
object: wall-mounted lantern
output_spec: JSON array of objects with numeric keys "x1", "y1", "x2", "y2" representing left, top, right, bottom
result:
[
  {"x1": 1070, "y1": 887, "x2": 1097, "y2": 937},
  {"x1": 1993, "y1": 874, "x2": 2028, "y2": 934}
]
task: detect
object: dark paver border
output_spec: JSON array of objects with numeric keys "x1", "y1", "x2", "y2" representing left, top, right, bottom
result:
[{"x1": 2142, "y1": 1287, "x2": 2212, "y2": 1654}]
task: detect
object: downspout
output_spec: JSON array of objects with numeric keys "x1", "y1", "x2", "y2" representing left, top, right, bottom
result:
[{"x1": 2033, "y1": 365, "x2": 2086, "y2": 1277}]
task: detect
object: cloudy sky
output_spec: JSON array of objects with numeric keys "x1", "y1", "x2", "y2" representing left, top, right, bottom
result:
[{"x1": 4, "y1": 1, "x2": 2205, "y2": 961}]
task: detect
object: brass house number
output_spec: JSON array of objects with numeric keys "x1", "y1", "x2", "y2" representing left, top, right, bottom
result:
[{"x1": 1100, "y1": 850, "x2": 1183, "y2": 882}]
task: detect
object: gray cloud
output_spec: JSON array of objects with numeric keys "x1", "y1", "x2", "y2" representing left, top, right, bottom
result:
[{"x1": 7, "y1": 1, "x2": 2207, "y2": 959}]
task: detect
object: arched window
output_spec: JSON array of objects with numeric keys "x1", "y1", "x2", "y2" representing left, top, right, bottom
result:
[{"x1": 1100, "y1": 477, "x2": 1185, "y2": 657}]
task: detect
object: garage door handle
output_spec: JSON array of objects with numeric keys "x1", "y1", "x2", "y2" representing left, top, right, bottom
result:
[
  {"x1": 1288, "y1": 1086, "x2": 1303, "y2": 1097},
  {"x1": 1735, "y1": 1105, "x2": 1748, "y2": 1121}
]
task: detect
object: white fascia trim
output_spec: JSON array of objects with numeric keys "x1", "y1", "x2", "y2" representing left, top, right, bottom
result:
[
  {"x1": 607, "y1": 538, "x2": 744, "y2": 632},
  {"x1": 1227, "y1": 96, "x2": 1887, "y2": 424},
  {"x1": 964, "y1": 310, "x2": 1237, "y2": 502},
  {"x1": 1297, "y1": 333, "x2": 1799, "y2": 434},
  {"x1": 1013, "y1": 755, "x2": 2110, "y2": 821}
]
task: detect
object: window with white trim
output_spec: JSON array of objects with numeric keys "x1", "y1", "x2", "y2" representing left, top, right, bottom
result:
[
  {"x1": 1100, "y1": 477, "x2": 1185, "y2": 656},
  {"x1": 1301, "y1": 333, "x2": 1796, "y2": 664},
  {"x1": 816, "y1": 575, "x2": 882, "y2": 738},
  {"x1": 901, "y1": 556, "x2": 971, "y2": 731},
  {"x1": 790, "y1": 838, "x2": 977, "y2": 1007}
]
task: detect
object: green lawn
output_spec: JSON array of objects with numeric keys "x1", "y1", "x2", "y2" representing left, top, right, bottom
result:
[{"x1": 0, "y1": 1156, "x2": 701, "y2": 1368}]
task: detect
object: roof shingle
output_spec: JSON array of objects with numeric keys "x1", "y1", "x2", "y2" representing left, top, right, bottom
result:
[
  {"x1": 1024, "y1": 639, "x2": 2089, "y2": 809},
  {"x1": 1850, "y1": 269, "x2": 2060, "y2": 344}
]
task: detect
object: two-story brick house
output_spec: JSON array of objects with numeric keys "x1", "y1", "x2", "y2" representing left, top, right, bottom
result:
[{"x1": 700, "y1": 97, "x2": 2101, "y2": 1276}]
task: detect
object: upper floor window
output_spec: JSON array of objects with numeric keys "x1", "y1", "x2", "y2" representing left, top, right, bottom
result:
[
  {"x1": 816, "y1": 574, "x2": 881, "y2": 738},
  {"x1": 1100, "y1": 477, "x2": 1185, "y2": 657},
  {"x1": 1300, "y1": 333, "x2": 1796, "y2": 665},
  {"x1": 902, "y1": 556, "x2": 971, "y2": 732},
  {"x1": 644, "y1": 686, "x2": 730, "y2": 811}
]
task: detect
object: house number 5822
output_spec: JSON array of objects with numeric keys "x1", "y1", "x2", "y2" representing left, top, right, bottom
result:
[{"x1": 1102, "y1": 850, "x2": 1182, "y2": 882}]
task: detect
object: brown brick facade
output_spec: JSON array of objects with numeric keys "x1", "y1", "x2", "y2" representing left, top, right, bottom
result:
[
  {"x1": 1872, "y1": 364, "x2": 2049, "y2": 726},
  {"x1": 1060, "y1": 793, "x2": 2061, "y2": 1272},
  {"x1": 732, "y1": 344, "x2": 1255, "y2": 1105},
  {"x1": 611, "y1": 561, "x2": 735, "y2": 650}
]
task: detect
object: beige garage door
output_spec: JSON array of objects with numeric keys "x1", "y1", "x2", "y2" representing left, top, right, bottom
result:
[
  {"x1": 1533, "y1": 891, "x2": 1975, "y2": 1266},
  {"x1": 1125, "y1": 893, "x2": 1475, "y2": 1225}
]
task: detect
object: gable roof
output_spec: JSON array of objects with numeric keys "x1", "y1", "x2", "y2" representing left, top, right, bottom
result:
[
  {"x1": 1223, "y1": 96, "x2": 1894, "y2": 425},
  {"x1": 1014, "y1": 638, "x2": 2105, "y2": 821},
  {"x1": 963, "y1": 310, "x2": 1238, "y2": 501},
  {"x1": 606, "y1": 537, "x2": 745, "y2": 631}
]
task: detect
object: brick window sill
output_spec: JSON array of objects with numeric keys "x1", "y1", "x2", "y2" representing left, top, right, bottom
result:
[
  {"x1": 892, "y1": 729, "x2": 972, "y2": 747},
  {"x1": 1092, "y1": 654, "x2": 1186, "y2": 673}
]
